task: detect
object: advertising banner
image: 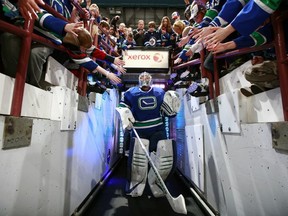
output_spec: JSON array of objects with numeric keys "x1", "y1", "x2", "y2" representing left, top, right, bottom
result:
[{"x1": 123, "y1": 49, "x2": 169, "y2": 69}]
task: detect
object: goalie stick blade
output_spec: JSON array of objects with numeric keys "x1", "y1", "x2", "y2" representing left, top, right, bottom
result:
[{"x1": 167, "y1": 194, "x2": 187, "y2": 215}]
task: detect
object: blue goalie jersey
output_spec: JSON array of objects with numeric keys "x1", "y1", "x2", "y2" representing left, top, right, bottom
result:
[{"x1": 119, "y1": 86, "x2": 165, "y2": 133}]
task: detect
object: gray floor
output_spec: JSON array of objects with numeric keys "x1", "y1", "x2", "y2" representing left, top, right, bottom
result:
[{"x1": 83, "y1": 157, "x2": 207, "y2": 216}]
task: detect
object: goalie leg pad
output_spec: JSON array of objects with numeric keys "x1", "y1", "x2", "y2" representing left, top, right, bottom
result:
[
  {"x1": 148, "y1": 139, "x2": 175, "y2": 197},
  {"x1": 126, "y1": 137, "x2": 149, "y2": 197}
]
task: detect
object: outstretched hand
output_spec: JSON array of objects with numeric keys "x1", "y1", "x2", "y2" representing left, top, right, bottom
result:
[
  {"x1": 107, "y1": 72, "x2": 122, "y2": 84},
  {"x1": 206, "y1": 41, "x2": 236, "y2": 54},
  {"x1": 204, "y1": 25, "x2": 235, "y2": 48},
  {"x1": 204, "y1": 27, "x2": 224, "y2": 46},
  {"x1": 194, "y1": 26, "x2": 216, "y2": 42},
  {"x1": 64, "y1": 22, "x2": 84, "y2": 37},
  {"x1": 114, "y1": 56, "x2": 125, "y2": 67},
  {"x1": 18, "y1": 0, "x2": 44, "y2": 20},
  {"x1": 178, "y1": 34, "x2": 192, "y2": 47},
  {"x1": 117, "y1": 66, "x2": 127, "y2": 74},
  {"x1": 174, "y1": 57, "x2": 182, "y2": 65}
]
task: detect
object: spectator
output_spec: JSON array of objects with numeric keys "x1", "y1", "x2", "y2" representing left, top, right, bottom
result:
[
  {"x1": 184, "y1": 0, "x2": 192, "y2": 7},
  {"x1": 206, "y1": 22, "x2": 273, "y2": 54},
  {"x1": 0, "y1": 0, "x2": 82, "y2": 88},
  {"x1": 116, "y1": 22, "x2": 126, "y2": 50},
  {"x1": 189, "y1": 1, "x2": 206, "y2": 25},
  {"x1": 171, "y1": 20, "x2": 186, "y2": 50},
  {"x1": 171, "y1": 11, "x2": 190, "y2": 26},
  {"x1": 172, "y1": 19, "x2": 187, "y2": 39},
  {"x1": 118, "y1": 22, "x2": 126, "y2": 38},
  {"x1": 177, "y1": 1, "x2": 207, "y2": 48},
  {"x1": 184, "y1": 3, "x2": 191, "y2": 21},
  {"x1": 88, "y1": 3, "x2": 100, "y2": 39},
  {"x1": 171, "y1": 11, "x2": 180, "y2": 22},
  {"x1": 188, "y1": 0, "x2": 226, "y2": 43},
  {"x1": 187, "y1": 0, "x2": 276, "y2": 74},
  {"x1": 133, "y1": 19, "x2": 146, "y2": 46},
  {"x1": 91, "y1": 19, "x2": 126, "y2": 80},
  {"x1": 158, "y1": 16, "x2": 173, "y2": 47},
  {"x1": 174, "y1": 0, "x2": 226, "y2": 65},
  {"x1": 121, "y1": 32, "x2": 136, "y2": 55},
  {"x1": 63, "y1": 27, "x2": 124, "y2": 84},
  {"x1": 98, "y1": 20, "x2": 111, "y2": 46},
  {"x1": 144, "y1": 21, "x2": 161, "y2": 47},
  {"x1": 126, "y1": 27, "x2": 133, "y2": 35},
  {"x1": 199, "y1": 0, "x2": 282, "y2": 50},
  {"x1": 109, "y1": 26, "x2": 118, "y2": 51},
  {"x1": 22, "y1": 0, "x2": 124, "y2": 85},
  {"x1": 88, "y1": 3, "x2": 100, "y2": 21}
]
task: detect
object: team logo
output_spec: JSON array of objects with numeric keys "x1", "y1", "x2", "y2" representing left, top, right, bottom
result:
[
  {"x1": 153, "y1": 53, "x2": 163, "y2": 63},
  {"x1": 149, "y1": 37, "x2": 157, "y2": 46},
  {"x1": 138, "y1": 96, "x2": 157, "y2": 110}
]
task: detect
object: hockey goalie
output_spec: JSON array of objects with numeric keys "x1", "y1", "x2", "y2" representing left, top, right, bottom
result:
[{"x1": 116, "y1": 71, "x2": 181, "y2": 197}]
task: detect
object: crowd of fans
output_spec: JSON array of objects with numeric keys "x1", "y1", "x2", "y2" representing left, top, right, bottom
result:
[{"x1": 0, "y1": 0, "x2": 287, "y2": 97}]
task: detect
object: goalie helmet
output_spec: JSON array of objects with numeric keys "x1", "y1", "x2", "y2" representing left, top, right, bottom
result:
[{"x1": 139, "y1": 72, "x2": 152, "y2": 87}]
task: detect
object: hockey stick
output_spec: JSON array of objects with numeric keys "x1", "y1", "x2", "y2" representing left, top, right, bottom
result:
[{"x1": 131, "y1": 126, "x2": 187, "y2": 214}]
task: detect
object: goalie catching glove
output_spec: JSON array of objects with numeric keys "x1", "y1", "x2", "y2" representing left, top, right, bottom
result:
[
  {"x1": 115, "y1": 107, "x2": 135, "y2": 130},
  {"x1": 161, "y1": 90, "x2": 181, "y2": 117}
]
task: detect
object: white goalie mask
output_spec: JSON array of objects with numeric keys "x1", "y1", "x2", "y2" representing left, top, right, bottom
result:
[{"x1": 139, "y1": 72, "x2": 152, "y2": 87}]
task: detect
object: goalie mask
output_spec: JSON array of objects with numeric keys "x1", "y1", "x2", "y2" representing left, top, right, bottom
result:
[{"x1": 139, "y1": 72, "x2": 152, "y2": 87}]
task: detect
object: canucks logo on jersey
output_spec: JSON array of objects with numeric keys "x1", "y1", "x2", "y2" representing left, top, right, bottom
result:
[
  {"x1": 119, "y1": 86, "x2": 166, "y2": 131},
  {"x1": 138, "y1": 96, "x2": 157, "y2": 110}
]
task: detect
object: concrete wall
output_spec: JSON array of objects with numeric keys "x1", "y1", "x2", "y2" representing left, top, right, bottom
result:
[
  {"x1": 176, "y1": 61, "x2": 288, "y2": 216},
  {"x1": 0, "y1": 70, "x2": 121, "y2": 215}
]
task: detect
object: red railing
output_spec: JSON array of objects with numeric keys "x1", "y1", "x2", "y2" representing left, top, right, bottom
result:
[
  {"x1": 213, "y1": 42, "x2": 275, "y2": 97},
  {"x1": 272, "y1": 9, "x2": 288, "y2": 120},
  {"x1": 0, "y1": 1, "x2": 120, "y2": 116},
  {"x1": 213, "y1": 9, "x2": 288, "y2": 120},
  {"x1": 1, "y1": 4, "x2": 287, "y2": 119},
  {"x1": 173, "y1": 9, "x2": 287, "y2": 120},
  {"x1": 0, "y1": 4, "x2": 75, "y2": 116}
]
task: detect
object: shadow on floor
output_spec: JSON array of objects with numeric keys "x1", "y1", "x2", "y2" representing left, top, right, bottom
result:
[{"x1": 83, "y1": 157, "x2": 206, "y2": 216}]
